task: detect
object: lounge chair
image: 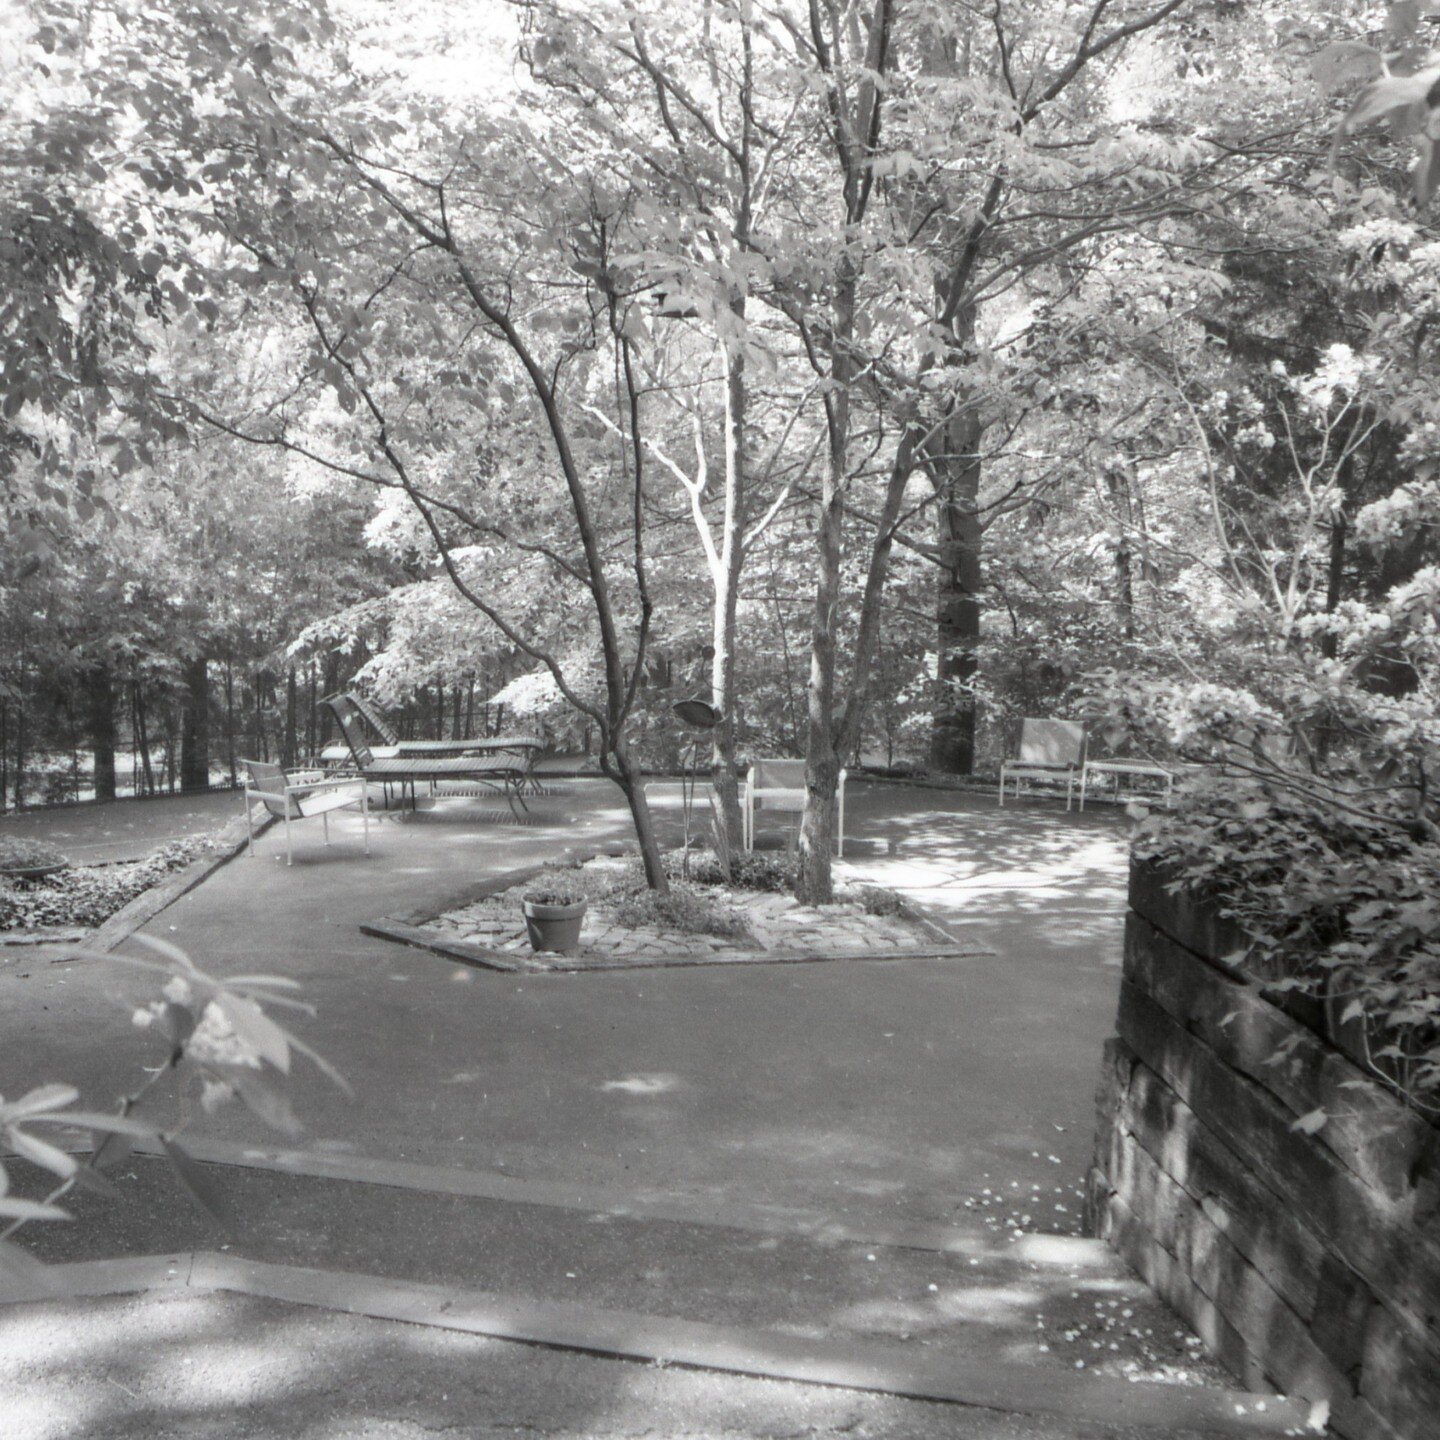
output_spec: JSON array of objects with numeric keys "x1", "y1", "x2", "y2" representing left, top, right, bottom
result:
[
  {"x1": 998, "y1": 719, "x2": 1086, "y2": 809},
  {"x1": 318, "y1": 692, "x2": 547, "y2": 793},
  {"x1": 242, "y1": 760, "x2": 370, "y2": 866},
  {"x1": 742, "y1": 760, "x2": 847, "y2": 856},
  {"x1": 318, "y1": 696, "x2": 531, "y2": 817}
]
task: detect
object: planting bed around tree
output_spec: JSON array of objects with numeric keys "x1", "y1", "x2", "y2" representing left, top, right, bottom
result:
[{"x1": 364, "y1": 851, "x2": 989, "y2": 973}]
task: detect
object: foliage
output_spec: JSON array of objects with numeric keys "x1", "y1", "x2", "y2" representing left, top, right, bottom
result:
[
  {"x1": 521, "y1": 888, "x2": 587, "y2": 908},
  {"x1": 674, "y1": 849, "x2": 796, "y2": 894},
  {"x1": 0, "y1": 936, "x2": 345, "y2": 1283},
  {"x1": 612, "y1": 883, "x2": 755, "y2": 943},
  {"x1": 0, "y1": 837, "x2": 215, "y2": 932},
  {"x1": 1136, "y1": 779, "x2": 1440, "y2": 1110},
  {"x1": 846, "y1": 884, "x2": 908, "y2": 919},
  {"x1": 0, "y1": 837, "x2": 69, "y2": 875}
]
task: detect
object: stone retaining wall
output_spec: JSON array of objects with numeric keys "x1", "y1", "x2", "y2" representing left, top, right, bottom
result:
[{"x1": 1086, "y1": 861, "x2": 1440, "y2": 1440}]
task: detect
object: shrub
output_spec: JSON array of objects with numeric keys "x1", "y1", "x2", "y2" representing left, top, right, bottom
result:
[
  {"x1": 1137, "y1": 778, "x2": 1440, "y2": 1107},
  {"x1": 676, "y1": 849, "x2": 795, "y2": 893},
  {"x1": 0, "y1": 836, "x2": 70, "y2": 876},
  {"x1": 846, "y1": 884, "x2": 906, "y2": 918},
  {"x1": 613, "y1": 882, "x2": 754, "y2": 941}
]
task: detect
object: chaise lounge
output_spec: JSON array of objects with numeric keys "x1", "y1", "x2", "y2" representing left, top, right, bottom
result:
[
  {"x1": 318, "y1": 692, "x2": 547, "y2": 795},
  {"x1": 319, "y1": 695, "x2": 532, "y2": 818}
]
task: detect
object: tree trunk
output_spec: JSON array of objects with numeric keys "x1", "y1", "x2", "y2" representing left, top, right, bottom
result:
[
  {"x1": 163, "y1": 703, "x2": 178, "y2": 791},
  {"x1": 134, "y1": 682, "x2": 155, "y2": 795},
  {"x1": 223, "y1": 660, "x2": 237, "y2": 787},
  {"x1": 795, "y1": 1, "x2": 892, "y2": 902},
  {"x1": 12, "y1": 702, "x2": 25, "y2": 810},
  {"x1": 927, "y1": 410, "x2": 984, "y2": 776},
  {"x1": 305, "y1": 662, "x2": 318, "y2": 759},
  {"x1": 283, "y1": 667, "x2": 298, "y2": 769},
  {"x1": 1103, "y1": 464, "x2": 1137, "y2": 641},
  {"x1": 796, "y1": 283, "x2": 850, "y2": 904},
  {"x1": 253, "y1": 669, "x2": 269, "y2": 763},
  {"x1": 604, "y1": 737, "x2": 669, "y2": 891},
  {"x1": 709, "y1": 316, "x2": 748, "y2": 849},
  {"x1": 88, "y1": 665, "x2": 118, "y2": 802},
  {"x1": 179, "y1": 655, "x2": 210, "y2": 791}
]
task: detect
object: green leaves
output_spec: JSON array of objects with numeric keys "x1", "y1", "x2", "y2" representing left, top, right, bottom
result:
[{"x1": 0, "y1": 937, "x2": 342, "y2": 1271}]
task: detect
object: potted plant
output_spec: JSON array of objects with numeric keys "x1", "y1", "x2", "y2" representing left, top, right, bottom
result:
[{"x1": 521, "y1": 886, "x2": 588, "y2": 955}]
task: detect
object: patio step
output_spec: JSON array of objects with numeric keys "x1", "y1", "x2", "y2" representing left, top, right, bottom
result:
[
  {"x1": 7, "y1": 1250, "x2": 1316, "y2": 1437},
  {"x1": 11, "y1": 1150, "x2": 1313, "y2": 1437}
]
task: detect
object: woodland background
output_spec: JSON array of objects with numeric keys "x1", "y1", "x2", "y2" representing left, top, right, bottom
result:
[{"x1": 2, "y1": 0, "x2": 1438, "y2": 904}]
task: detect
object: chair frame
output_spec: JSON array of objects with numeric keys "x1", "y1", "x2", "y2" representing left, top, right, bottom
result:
[
  {"x1": 742, "y1": 761, "x2": 847, "y2": 856},
  {"x1": 242, "y1": 761, "x2": 371, "y2": 867}
]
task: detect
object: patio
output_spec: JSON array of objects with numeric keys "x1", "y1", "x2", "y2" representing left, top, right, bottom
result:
[{"x1": 0, "y1": 781, "x2": 1299, "y2": 1437}]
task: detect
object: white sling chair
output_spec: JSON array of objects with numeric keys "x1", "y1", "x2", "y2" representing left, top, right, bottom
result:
[
  {"x1": 242, "y1": 760, "x2": 370, "y2": 866},
  {"x1": 997, "y1": 719, "x2": 1086, "y2": 810}
]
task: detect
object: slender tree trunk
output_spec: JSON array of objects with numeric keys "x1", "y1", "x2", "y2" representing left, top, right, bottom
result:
[
  {"x1": 1103, "y1": 464, "x2": 1137, "y2": 641},
  {"x1": 709, "y1": 321, "x2": 747, "y2": 847},
  {"x1": 283, "y1": 667, "x2": 298, "y2": 769},
  {"x1": 604, "y1": 738, "x2": 668, "y2": 890},
  {"x1": 223, "y1": 660, "x2": 237, "y2": 787},
  {"x1": 12, "y1": 701, "x2": 25, "y2": 810},
  {"x1": 134, "y1": 683, "x2": 155, "y2": 794},
  {"x1": 68, "y1": 700, "x2": 80, "y2": 803},
  {"x1": 0, "y1": 700, "x2": 9, "y2": 814},
  {"x1": 795, "y1": 0, "x2": 893, "y2": 902},
  {"x1": 305, "y1": 662, "x2": 318, "y2": 760},
  {"x1": 179, "y1": 655, "x2": 210, "y2": 791},
  {"x1": 163, "y1": 703, "x2": 178, "y2": 791},
  {"x1": 253, "y1": 670, "x2": 268, "y2": 763},
  {"x1": 88, "y1": 665, "x2": 118, "y2": 802},
  {"x1": 796, "y1": 247, "x2": 858, "y2": 903}
]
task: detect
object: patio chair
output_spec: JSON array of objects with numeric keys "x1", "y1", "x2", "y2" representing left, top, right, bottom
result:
[
  {"x1": 318, "y1": 696, "x2": 531, "y2": 818},
  {"x1": 242, "y1": 760, "x2": 370, "y2": 866},
  {"x1": 997, "y1": 718, "x2": 1086, "y2": 810},
  {"x1": 318, "y1": 692, "x2": 547, "y2": 794},
  {"x1": 742, "y1": 760, "x2": 847, "y2": 856}
]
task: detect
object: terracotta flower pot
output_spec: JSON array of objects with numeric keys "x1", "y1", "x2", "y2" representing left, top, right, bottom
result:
[{"x1": 522, "y1": 896, "x2": 587, "y2": 955}]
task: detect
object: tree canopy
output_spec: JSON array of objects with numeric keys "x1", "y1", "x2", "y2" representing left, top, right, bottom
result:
[{"x1": 2, "y1": 0, "x2": 1437, "y2": 906}]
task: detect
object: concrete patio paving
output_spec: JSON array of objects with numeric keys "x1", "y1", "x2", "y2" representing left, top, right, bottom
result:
[
  {"x1": 0, "y1": 780, "x2": 1302, "y2": 1437},
  {"x1": 4, "y1": 780, "x2": 1129, "y2": 1231}
]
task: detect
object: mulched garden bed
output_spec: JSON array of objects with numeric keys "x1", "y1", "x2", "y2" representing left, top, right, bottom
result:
[{"x1": 0, "y1": 835, "x2": 225, "y2": 939}]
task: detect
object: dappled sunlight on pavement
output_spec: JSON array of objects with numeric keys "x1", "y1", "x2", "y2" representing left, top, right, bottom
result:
[
  {"x1": 837, "y1": 786, "x2": 1131, "y2": 954},
  {"x1": 0, "y1": 778, "x2": 1274, "y2": 1437}
]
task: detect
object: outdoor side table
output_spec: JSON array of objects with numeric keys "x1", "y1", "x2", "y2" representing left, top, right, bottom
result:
[{"x1": 1079, "y1": 760, "x2": 1176, "y2": 811}]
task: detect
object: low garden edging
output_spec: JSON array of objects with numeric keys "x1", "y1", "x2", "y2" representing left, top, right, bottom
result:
[{"x1": 1086, "y1": 859, "x2": 1440, "y2": 1440}]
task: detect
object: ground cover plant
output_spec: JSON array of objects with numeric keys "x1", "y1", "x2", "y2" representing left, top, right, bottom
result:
[
  {"x1": 514, "y1": 849, "x2": 911, "y2": 946},
  {"x1": 0, "y1": 836, "x2": 219, "y2": 934},
  {"x1": 0, "y1": 836, "x2": 69, "y2": 876},
  {"x1": 1137, "y1": 781, "x2": 1440, "y2": 1113}
]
